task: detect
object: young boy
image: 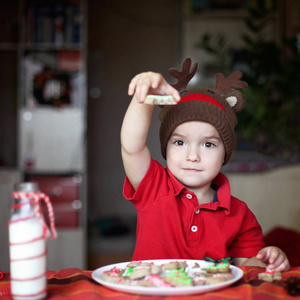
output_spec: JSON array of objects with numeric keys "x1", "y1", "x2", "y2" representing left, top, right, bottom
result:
[{"x1": 120, "y1": 59, "x2": 290, "y2": 272}]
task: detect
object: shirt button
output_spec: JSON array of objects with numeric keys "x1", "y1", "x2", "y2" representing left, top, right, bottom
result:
[
  {"x1": 186, "y1": 193, "x2": 193, "y2": 199},
  {"x1": 191, "y1": 225, "x2": 198, "y2": 232},
  {"x1": 195, "y1": 209, "x2": 200, "y2": 214}
]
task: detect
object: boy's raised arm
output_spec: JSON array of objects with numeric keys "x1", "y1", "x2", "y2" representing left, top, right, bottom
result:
[{"x1": 121, "y1": 72, "x2": 180, "y2": 190}]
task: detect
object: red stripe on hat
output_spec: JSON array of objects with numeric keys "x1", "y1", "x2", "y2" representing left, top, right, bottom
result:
[{"x1": 179, "y1": 93, "x2": 224, "y2": 111}]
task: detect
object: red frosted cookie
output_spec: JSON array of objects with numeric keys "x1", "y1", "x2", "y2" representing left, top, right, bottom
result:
[
  {"x1": 258, "y1": 270, "x2": 282, "y2": 282},
  {"x1": 140, "y1": 274, "x2": 173, "y2": 287},
  {"x1": 102, "y1": 267, "x2": 125, "y2": 283}
]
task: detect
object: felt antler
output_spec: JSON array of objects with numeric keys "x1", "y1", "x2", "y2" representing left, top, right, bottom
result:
[
  {"x1": 168, "y1": 58, "x2": 198, "y2": 91},
  {"x1": 214, "y1": 71, "x2": 248, "y2": 94}
]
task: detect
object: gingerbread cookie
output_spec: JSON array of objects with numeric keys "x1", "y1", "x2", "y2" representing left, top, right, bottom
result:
[
  {"x1": 258, "y1": 270, "x2": 282, "y2": 282},
  {"x1": 205, "y1": 273, "x2": 234, "y2": 284},
  {"x1": 124, "y1": 266, "x2": 151, "y2": 280},
  {"x1": 123, "y1": 261, "x2": 162, "y2": 280},
  {"x1": 140, "y1": 274, "x2": 173, "y2": 287},
  {"x1": 162, "y1": 261, "x2": 188, "y2": 271},
  {"x1": 102, "y1": 267, "x2": 125, "y2": 283},
  {"x1": 163, "y1": 268, "x2": 193, "y2": 287},
  {"x1": 202, "y1": 261, "x2": 231, "y2": 273}
]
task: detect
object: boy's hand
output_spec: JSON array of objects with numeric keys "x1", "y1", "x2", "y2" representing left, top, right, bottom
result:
[
  {"x1": 256, "y1": 246, "x2": 290, "y2": 272},
  {"x1": 128, "y1": 72, "x2": 181, "y2": 103}
]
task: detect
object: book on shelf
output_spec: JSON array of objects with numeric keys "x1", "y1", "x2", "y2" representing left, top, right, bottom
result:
[{"x1": 25, "y1": 2, "x2": 82, "y2": 45}]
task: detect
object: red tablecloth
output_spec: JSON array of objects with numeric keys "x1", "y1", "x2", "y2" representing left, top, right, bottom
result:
[{"x1": 0, "y1": 266, "x2": 299, "y2": 299}]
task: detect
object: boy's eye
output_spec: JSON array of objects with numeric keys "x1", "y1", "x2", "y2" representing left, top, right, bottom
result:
[
  {"x1": 203, "y1": 142, "x2": 215, "y2": 148},
  {"x1": 174, "y1": 140, "x2": 184, "y2": 146}
]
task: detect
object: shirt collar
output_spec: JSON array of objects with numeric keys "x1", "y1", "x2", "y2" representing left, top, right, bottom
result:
[
  {"x1": 212, "y1": 173, "x2": 231, "y2": 214},
  {"x1": 166, "y1": 169, "x2": 232, "y2": 214},
  {"x1": 166, "y1": 168, "x2": 185, "y2": 196}
]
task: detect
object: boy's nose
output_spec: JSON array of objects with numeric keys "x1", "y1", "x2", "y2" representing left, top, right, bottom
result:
[{"x1": 186, "y1": 147, "x2": 200, "y2": 162}]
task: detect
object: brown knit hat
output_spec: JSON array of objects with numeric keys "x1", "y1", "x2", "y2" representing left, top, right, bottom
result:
[{"x1": 159, "y1": 58, "x2": 248, "y2": 165}]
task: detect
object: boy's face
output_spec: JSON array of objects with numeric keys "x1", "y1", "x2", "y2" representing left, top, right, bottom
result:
[{"x1": 166, "y1": 121, "x2": 225, "y2": 192}]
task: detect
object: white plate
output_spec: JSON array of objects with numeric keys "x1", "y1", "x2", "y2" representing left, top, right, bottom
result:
[{"x1": 91, "y1": 259, "x2": 244, "y2": 296}]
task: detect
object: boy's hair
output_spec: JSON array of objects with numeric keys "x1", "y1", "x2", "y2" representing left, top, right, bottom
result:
[{"x1": 159, "y1": 58, "x2": 248, "y2": 165}]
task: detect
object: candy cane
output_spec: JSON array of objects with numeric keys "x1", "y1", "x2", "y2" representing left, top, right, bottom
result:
[{"x1": 11, "y1": 192, "x2": 57, "y2": 240}]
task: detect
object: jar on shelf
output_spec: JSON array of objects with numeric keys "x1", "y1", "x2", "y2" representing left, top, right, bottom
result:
[{"x1": 8, "y1": 182, "x2": 56, "y2": 300}]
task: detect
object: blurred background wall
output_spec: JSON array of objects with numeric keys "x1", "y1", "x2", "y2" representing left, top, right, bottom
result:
[{"x1": 87, "y1": 0, "x2": 182, "y2": 220}]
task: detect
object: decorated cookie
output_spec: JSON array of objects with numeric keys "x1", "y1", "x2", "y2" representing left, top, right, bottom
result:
[
  {"x1": 186, "y1": 263, "x2": 207, "y2": 278},
  {"x1": 127, "y1": 261, "x2": 152, "y2": 268},
  {"x1": 202, "y1": 258, "x2": 231, "y2": 274},
  {"x1": 216, "y1": 262, "x2": 231, "y2": 273},
  {"x1": 150, "y1": 264, "x2": 162, "y2": 274},
  {"x1": 163, "y1": 269, "x2": 193, "y2": 287},
  {"x1": 258, "y1": 270, "x2": 282, "y2": 282},
  {"x1": 205, "y1": 273, "x2": 233, "y2": 284},
  {"x1": 140, "y1": 274, "x2": 173, "y2": 287},
  {"x1": 192, "y1": 277, "x2": 206, "y2": 286},
  {"x1": 202, "y1": 264, "x2": 219, "y2": 273},
  {"x1": 126, "y1": 266, "x2": 151, "y2": 280},
  {"x1": 123, "y1": 261, "x2": 162, "y2": 280},
  {"x1": 192, "y1": 262, "x2": 200, "y2": 269},
  {"x1": 162, "y1": 261, "x2": 188, "y2": 271},
  {"x1": 144, "y1": 95, "x2": 177, "y2": 105},
  {"x1": 102, "y1": 267, "x2": 125, "y2": 283}
]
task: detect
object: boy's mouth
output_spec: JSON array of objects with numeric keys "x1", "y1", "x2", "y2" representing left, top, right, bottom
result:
[{"x1": 183, "y1": 168, "x2": 201, "y2": 172}]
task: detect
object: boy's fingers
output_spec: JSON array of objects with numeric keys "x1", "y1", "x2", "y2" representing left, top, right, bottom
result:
[
  {"x1": 268, "y1": 248, "x2": 279, "y2": 264},
  {"x1": 272, "y1": 252, "x2": 290, "y2": 272},
  {"x1": 269, "y1": 254, "x2": 284, "y2": 269},
  {"x1": 260, "y1": 247, "x2": 290, "y2": 272},
  {"x1": 256, "y1": 249, "x2": 268, "y2": 261},
  {"x1": 128, "y1": 82, "x2": 134, "y2": 96},
  {"x1": 128, "y1": 74, "x2": 141, "y2": 96},
  {"x1": 128, "y1": 73, "x2": 149, "y2": 97},
  {"x1": 150, "y1": 74, "x2": 162, "y2": 89},
  {"x1": 128, "y1": 72, "x2": 181, "y2": 102},
  {"x1": 137, "y1": 76, "x2": 154, "y2": 102},
  {"x1": 129, "y1": 74, "x2": 146, "y2": 101},
  {"x1": 268, "y1": 259, "x2": 289, "y2": 272},
  {"x1": 277, "y1": 259, "x2": 290, "y2": 272},
  {"x1": 154, "y1": 80, "x2": 181, "y2": 102},
  {"x1": 165, "y1": 86, "x2": 181, "y2": 102}
]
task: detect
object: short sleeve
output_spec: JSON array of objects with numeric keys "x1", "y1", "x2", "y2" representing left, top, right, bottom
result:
[
  {"x1": 229, "y1": 201, "x2": 265, "y2": 258},
  {"x1": 123, "y1": 159, "x2": 168, "y2": 210}
]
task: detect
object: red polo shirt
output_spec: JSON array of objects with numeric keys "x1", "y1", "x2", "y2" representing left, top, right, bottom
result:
[{"x1": 123, "y1": 159, "x2": 265, "y2": 261}]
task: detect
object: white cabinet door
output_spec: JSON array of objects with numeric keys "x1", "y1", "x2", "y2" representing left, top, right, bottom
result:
[{"x1": 18, "y1": 107, "x2": 85, "y2": 172}]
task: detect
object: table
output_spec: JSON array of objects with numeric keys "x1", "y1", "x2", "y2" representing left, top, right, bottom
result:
[{"x1": 0, "y1": 266, "x2": 299, "y2": 299}]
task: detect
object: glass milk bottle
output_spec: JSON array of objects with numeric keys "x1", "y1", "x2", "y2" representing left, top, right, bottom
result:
[{"x1": 8, "y1": 182, "x2": 56, "y2": 300}]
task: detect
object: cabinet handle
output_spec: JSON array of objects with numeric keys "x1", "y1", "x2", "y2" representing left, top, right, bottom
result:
[
  {"x1": 72, "y1": 200, "x2": 82, "y2": 210},
  {"x1": 51, "y1": 186, "x2": 63, "y2": 197}
]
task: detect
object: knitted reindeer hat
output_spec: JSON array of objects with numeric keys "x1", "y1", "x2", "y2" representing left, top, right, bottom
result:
[{"x1": 159, "y1": 58, "x2": 248, "y2": 165}]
